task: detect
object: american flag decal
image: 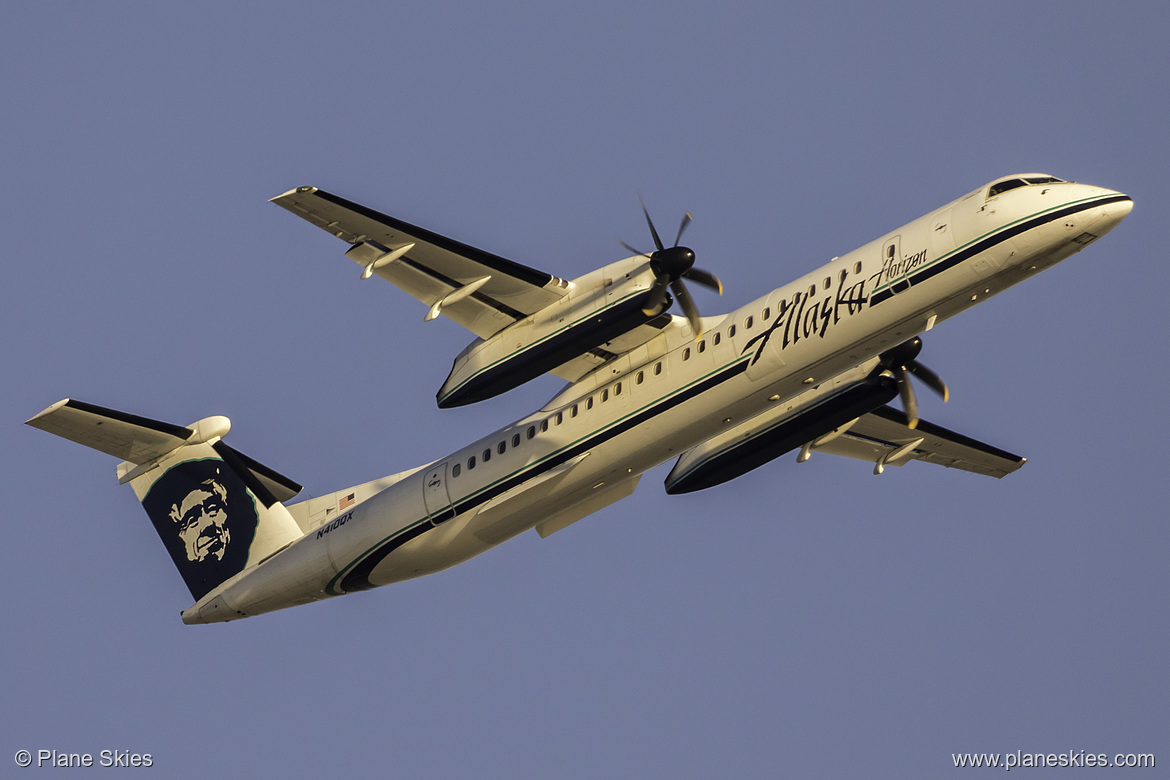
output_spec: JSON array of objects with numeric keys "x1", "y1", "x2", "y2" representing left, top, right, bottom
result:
[{"x1": 339, "y1": 493, "x2": 355, "y2": 510}]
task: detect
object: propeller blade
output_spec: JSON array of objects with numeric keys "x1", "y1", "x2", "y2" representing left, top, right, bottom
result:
[
  {"x1": 625, "y1": 197, "x2": 720, "y2": 338},
  {"x1": 674, "y1": 212, "x2": 693, "y2": 248},
  {"x1": 671, "y1": 279, "x2": 703, "y2": 337},
  {"x1": 639, "y1": 195, "x2": 665, "y2": 251},
  {"x1": 878, "y1": 338, "x2": 947, "y2": 427},
  {"x1": 619, "y1": 239, "x2": 651, "y2": 259},
  {"x1": 682, "y1": 267, "x2": 723, "y2": 295},
  {"x1": 642, "y1": 274, "x2": 671, "y2": 315},
  {"x1": 894, "y1": 366, "x2": 920, "y2": 429},
  {"x1": 907, "y1": 361, "x2": 950, "y2": 402}
]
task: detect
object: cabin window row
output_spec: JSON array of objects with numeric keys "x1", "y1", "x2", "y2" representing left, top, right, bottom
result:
[
  {"x1": 806, "y1": 267, "x2": 862, "y2": 299},
  {"x1": 451, "y1": 361, "x2": 666, "y2": 478},
  {"x1": 679, "y1": 309, "x2": 771, "y2": 362}
]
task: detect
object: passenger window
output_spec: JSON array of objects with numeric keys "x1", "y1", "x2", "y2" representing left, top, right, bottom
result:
[
  {"x1": 683, "y1": 348, "x2": 691, "y2": 361},
  {"x1": 763, "y1": 307, "x2": 770, "y2": 320},
  {"x1": 602, "y1": 388, "x2": 609, "y2": 402},
  {"x1": 587, "y1": 397, "x2": 594, "y2": 410},
  {"x1": 808, "y1": 285, "x2": 815, "y2": 297},
  {"x1": 556, "y1": 412, "x2": 563, "y2": 425},
  {"x1": 655, "y1": 361, "x2": 663, "y2": 375},
  {"x1": 711, "y1": 334, "x2": 720, "y2": 347},
  {"x1": 728, "y1": 324, "x2": 736, "y2": 338},
  {"x1": 823, "y1": 277, "x2": 831, "y2": 290},
  {"x1": 498, "y1": 441, "x2": 506, "y2": 454},
  {"x1": 854, "y1": 261, "x2": 862, "y2": 274},
  {"x1": 698, "y1": 340, "x2": 706, "y2": 353},
  {"x1": 468, "y1": 456, "x2": 476, "y2": 469},
  {"x1": 527, "y1": 425, "x2": 536, "y2": 439},
  {"x1": 571, "y1": 404, "x2": 578, "y2": 418},
  {"x1": 452, "y1": 463, "x2": 461, "y2": 478},
  {"x1": 512, "y1": 433, "x2": 521, "y2": 447},
  {"x1": 745, "y1": 316, "x2": 753, "y2": 329},
  {"x1": 482, "y1": 449, "x2": 491, "y2": 462},
  {"x1": 541, "y1": 420, "x2": 549, "y2": 432},
  {"x1": 615, "y1": 382, "x2": 622, "y2": 395},
  {"x1": 636, "y1": 370, "x2": 644, "y2": 384}
]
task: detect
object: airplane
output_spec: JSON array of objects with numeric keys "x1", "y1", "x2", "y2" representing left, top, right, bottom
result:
[{"x1": 26, "y1": 174, "x2": 1132, "y2": 624}]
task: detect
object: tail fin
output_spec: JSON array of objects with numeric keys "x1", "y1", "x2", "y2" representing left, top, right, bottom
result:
[{"x1": 27, "y1": 399, "x2": 304, "y2": 600}]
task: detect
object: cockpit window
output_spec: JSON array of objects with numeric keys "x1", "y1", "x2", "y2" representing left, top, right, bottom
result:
[
  {"x1": 987, "y1": 175, "x2": 1067, "y2": 199},
  {"x1": 988, "y1": 179, "x2": 1028, "y2": 198}
]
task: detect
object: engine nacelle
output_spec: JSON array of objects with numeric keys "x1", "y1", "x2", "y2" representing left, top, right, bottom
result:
[
  {"x1": 436, "y1": 257, "x2": 666, "y2": 407},
  {"x1": 664, "y1": 365, "x2": 897, "y2": 494}
]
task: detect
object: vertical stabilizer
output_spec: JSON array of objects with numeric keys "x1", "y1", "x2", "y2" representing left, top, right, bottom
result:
[{"x1": 27, "y1": 399, "x2": 304, "y2": 600}]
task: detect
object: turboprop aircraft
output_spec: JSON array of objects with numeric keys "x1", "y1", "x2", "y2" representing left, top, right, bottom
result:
[{"x1": 27, "y1": 174, "x2": 1132, "y2": 623}]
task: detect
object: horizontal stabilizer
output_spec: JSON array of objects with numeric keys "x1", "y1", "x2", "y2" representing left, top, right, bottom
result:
[
  {"x1": 26, "y1": 399, "x2": 194, "y2": 463},
  {"x1": 26, "y1": 399, "x2": 303, "y2": 500}
]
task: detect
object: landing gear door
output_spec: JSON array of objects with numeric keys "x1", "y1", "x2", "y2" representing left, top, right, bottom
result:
[{"x1": 423, "y1": 462, "x2": 454, "y2": 525}]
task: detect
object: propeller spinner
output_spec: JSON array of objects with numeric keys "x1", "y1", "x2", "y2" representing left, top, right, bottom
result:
[
  {"x1": 878, "y1": 337, "x2": 949, "y2": 429},
  {"x1": 620, "y1": 197, "x2": 722, "y2": 337}
]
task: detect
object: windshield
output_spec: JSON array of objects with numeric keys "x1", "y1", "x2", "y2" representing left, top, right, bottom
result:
[{"x1": 987, "y1": 175, "x2": 1066, "y2": 198}]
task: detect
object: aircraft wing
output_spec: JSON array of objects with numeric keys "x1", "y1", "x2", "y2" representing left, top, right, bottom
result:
[
  {"x1": 812, "y1": 405, "x2": 1026, "y2": 478},
  {"x1": 270, "y1": 187, "x2": 568, "y2": 339}
]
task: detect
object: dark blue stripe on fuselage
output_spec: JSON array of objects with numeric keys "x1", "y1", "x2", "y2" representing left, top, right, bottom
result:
[
  {"x1": 339, "y1": 359, "x2": 751, "y2": 591},
  {"x1": 870, "y1": 194, "x2": 1131, "y2": 305}
]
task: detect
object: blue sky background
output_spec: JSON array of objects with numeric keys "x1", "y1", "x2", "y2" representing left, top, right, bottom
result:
[{"x1": 3, "y1": 2, "x2": 1165, "y2": 776}]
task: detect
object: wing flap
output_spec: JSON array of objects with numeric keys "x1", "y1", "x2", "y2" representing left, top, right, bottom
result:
[
  {"x1": 347, "y1": 241, "x2": 516, "y2": 335},
  {"x1": 271, "y1": 187, "x2": 568, "y2": 338},
  {"x1": 813, "y1": 406, "x2": 1026, "y2": 478}
]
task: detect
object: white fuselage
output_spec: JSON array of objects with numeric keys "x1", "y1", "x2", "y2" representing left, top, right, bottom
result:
[{"x1": 184, "y1": 177, "x2": 1132, "y2": 623}]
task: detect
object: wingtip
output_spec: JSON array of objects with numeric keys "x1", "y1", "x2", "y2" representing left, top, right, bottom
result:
[
  {"x1": 25, "y1": 398, "x2": 72, "y2": 426},
  {"x1": 270, "y1": 185, "x2": 318, "y2": 202}
]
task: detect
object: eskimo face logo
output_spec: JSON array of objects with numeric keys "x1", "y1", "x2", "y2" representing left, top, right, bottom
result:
[
  {"x1": 141, "y1": 458, "x2": 259, "y2": 600},
  {"x1": 169, "y1": 477, "x2": 232, "y2": 562}
]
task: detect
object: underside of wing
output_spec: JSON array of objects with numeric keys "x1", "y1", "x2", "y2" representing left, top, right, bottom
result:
[
  {"x1": 26, "y1": 399, "x2": 302, "y2": 501},
  {"x1": 271, "y1": 187, "x2": 568, "y2": 339},
  {"x1": 26, "y1": 399, "x2": 193, "y2": 463},
  {"x1": 813, "y1": 405, "x2": 1026, "y2": 478}
]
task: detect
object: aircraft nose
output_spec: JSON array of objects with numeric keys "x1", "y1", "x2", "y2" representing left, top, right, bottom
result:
[
  {"x1": 1092, "y1": 191, "x2": 1133, "y2": 235},
  {"x1": 1113, "y1": 194, "x2": 1133, "y2": 218}
]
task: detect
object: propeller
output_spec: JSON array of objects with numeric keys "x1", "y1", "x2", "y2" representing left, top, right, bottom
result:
[
  {"x1": 878, "y1": 337, "x2": 949, "y2": 429},
  {"x1": 620, "y1": 196, "x2": 722, "y2": 337}
]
